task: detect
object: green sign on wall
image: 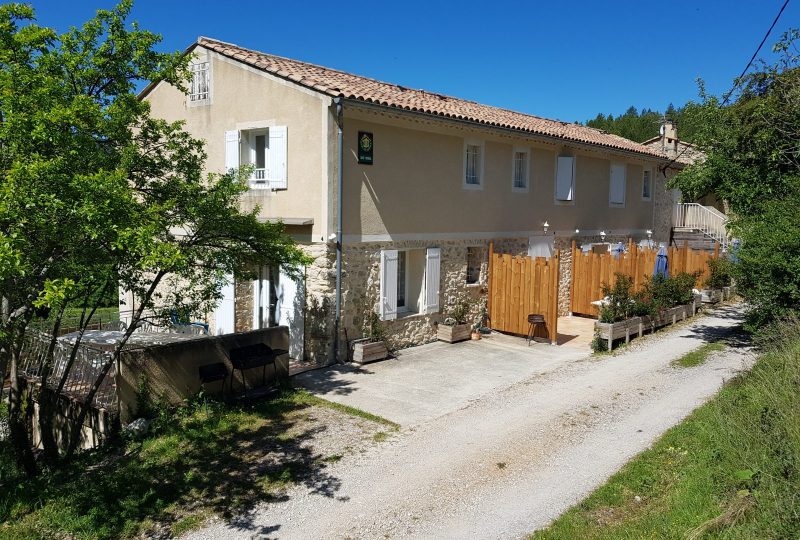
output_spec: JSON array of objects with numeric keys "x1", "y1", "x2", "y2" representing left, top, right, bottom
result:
[{"x1": 358, "y1": 131, "x2": 373, "y2": 164}]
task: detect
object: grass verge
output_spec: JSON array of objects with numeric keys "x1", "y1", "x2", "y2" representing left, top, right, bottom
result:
[
  {"x1": 0, "y1": 389, "x2": 389, "y2": 539},
  {"x1": 531, "y1": 321, "x2": 800, "y2": 539},
  {"x1": 672, "y1": 341, "x2": 727, "y2": 368}
]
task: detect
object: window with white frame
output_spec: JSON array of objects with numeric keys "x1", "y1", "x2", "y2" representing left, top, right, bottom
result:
[
  {"x1": 189, "y1": 62, "x2": 210, "y2": 102},
  {"x1": 512, "y1": 149, "x2": 529, "y2": 191},
  {"x1": 379, "y1": 248, "x2": 441, "y2": 320},
  {"x1": 464, "y1": 141, "x2": 483, "y2": 188},
  {"x1": 642, "y1": 169, "x2": 652, "y2": 200},
  {"x1": 609, "y1": 163, "x2": 626, "y2": 206},
  {"x1": 224, "y1": 127, "x2": 288, "y2": 190}
]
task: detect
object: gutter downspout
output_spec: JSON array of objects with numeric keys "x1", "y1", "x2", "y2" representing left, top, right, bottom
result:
[{"x1": 333, "y1": 98, "x2": 344, "y2": 364}]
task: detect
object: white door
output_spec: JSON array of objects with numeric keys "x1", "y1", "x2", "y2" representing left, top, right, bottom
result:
[
  {"x1": 277, "y1": 267, "x2": 305, "y2": 359},
  {"x1": 214, "y1": 274, "x2": 235, "y2": 335}
]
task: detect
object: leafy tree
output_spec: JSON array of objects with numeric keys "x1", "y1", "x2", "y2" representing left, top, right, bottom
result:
[
  {"x1": 0, "y1": 1, "x2": 308, "y2": 474},
  {"x1": 669, "y1": 30, "x2": 800, "y2": 328}
]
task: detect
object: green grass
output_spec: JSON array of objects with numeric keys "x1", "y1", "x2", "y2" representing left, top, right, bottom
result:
[
  {"x1": 532, "y1": 322, "x2": 800, "y2": 540},
  {"x1": 672, "y1": 341, "x2": 727, "y2": 368},
  {"x1": 0, "y1": 389, "x2": 389, "y2": 539}
]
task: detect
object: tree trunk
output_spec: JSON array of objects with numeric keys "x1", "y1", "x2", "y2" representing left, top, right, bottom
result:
[
  {"x1": 65, "y1": 271, "x2": 166, "y2": 459},
  {"x1": 36, "y1": 309, "x2": 64, "y2": 465},
  {"x1": 7, "y1": 327, "x2": 37, "y2": 477}
]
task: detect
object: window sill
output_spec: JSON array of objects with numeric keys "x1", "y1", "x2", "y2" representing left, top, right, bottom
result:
[
  {"x1": 395, "y1": 310, "x2": 434, "y2": 321},
  {"x1": 462, "y1": 182, "x2": 483, "y2": 191},
  {"x1": 465, "y1": 282, "x2": 482, "y2": 288}
]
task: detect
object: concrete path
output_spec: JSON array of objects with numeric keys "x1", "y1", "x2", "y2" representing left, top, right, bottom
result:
[
  {"x1": 294, "y1": 334, "x2": 587, "y2": 426},
  {"x1": 186, "y1": 303, "x2": 753, "y2": 540}
]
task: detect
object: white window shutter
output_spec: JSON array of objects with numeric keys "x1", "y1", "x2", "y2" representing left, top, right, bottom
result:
[
  {"x1": 556, "y1": 156, "x2": 575, "y2": 201},
  {"x1": 267, "y1": 126, "x2": 287, "y2": 189},
  {"x1": 224, "y1": 130, "x2": 239, "y2": 173},
  {"x1": 380, "y1": 250, "x2": 398, "y2": 321},
  {"x1": 425, "y1": 247, "x2": 441, "y2": 314},
  {"x1": 610, "y1": 163, "x2": 626, "y2": 204}
]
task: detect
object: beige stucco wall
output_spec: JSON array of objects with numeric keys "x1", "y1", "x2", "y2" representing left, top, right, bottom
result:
[
  {"x1": 144, "y1": 47, "x2": 333, "y2": 242},
  {"x1": 341, "y1": 107, "x2": 666, "y2": 241}
]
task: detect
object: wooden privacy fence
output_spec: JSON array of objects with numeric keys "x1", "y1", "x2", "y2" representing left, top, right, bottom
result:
[
  {"x1": 571, "y1": 240, "x2": 720, "y2": 317},
  {"x1": 487, "y1": 242, "x2": 559, "y2": 344}
]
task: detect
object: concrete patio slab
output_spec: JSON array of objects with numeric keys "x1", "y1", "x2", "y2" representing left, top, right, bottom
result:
[{"x1": 293, "y1": 333, "x2": 588, "y2": 426}]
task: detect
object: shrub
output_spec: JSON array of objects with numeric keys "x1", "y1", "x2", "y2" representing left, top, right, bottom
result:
[
  {"x1": 600, "y1": 273, "x2": 635, "y2": 322},
  {"x1": 705, "y1": 256, "x2": 733, "y2": 289},
  {"x1": 444, "y1": 293, "x2": 473, "y2": 325},
  {"x1": 642, "y1": 272, "x2": 699, "y2": 312},
  {"x1": 590, "y1": 330, "x2": 608, "y2": 353}
]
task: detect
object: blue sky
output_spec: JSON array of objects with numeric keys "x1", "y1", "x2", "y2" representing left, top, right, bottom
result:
[{"x1": 28, "y1": 0, "x2": 799, "y2": 122}]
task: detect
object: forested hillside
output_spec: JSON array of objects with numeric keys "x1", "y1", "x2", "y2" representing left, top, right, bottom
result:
[{"x1": 585, "y1": 103, "x2": 703, "y2": 143}]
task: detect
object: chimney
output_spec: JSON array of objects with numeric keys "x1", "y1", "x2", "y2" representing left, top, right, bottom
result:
[{"x1": 660, "y1": 117, "x2": 679, "y2": 156}]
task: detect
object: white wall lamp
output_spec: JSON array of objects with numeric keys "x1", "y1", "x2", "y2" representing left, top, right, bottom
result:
[
  {"x1": 574, "y1": 228, "x2": 580, "y2": 235},
  {"x1": 600, "y1": 230, "x2": 607, "y2": 242},
  {"x1": 543, "y1": 220, "x2": 549, "y2": 234},
  {"x1": 646, "y1": 229, "x2": 653, "y2": 240}
]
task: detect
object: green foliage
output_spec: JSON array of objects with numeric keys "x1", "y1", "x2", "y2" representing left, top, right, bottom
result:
[
  {"x1": 642, "y1": 272, "x2": 699, "y2": 312},
  {"x1": 534, "y1": 319, "x2": 800, "y2": 539},
  {"x1": 672, "y1": 341, "x2": 726, "y2": 368},
  {"x1": 585, "y1": 102, "x2": 704, "y2": 143},
  {"x1": 590, "y1": 330, "x2": 608, "y2": 353},
  {"x1": 600, "y1": 272, "x2": 698, "y2": 324},
  {"x1": 0, "y1": 1, "x2": 308, "y2": 468},
  {"x1": 705, "y1": 257, "x2": 733, "y2": 290},
  {"x1": 0, "y1": 389, "x2": 393, "y2": 538},
  {"x1": 444, "y1": 293, "x2": 473, "y2": 325},
  {"x1": 668, "y1": 30, "x2": 800, "y2": 328}
]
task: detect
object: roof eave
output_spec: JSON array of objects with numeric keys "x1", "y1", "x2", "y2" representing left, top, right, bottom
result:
[{"x1": 344, "y1": 99, "x2": 669, "y2": 162}]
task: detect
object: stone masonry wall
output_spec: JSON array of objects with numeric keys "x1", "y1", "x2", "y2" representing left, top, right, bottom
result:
[{"x1": 340, "y1": 238, "x2": 513, "y2": 353}]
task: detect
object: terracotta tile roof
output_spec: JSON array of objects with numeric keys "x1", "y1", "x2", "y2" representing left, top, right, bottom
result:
[{"x1": 196, "y1": 37, "x2": 667, "y2": 160}]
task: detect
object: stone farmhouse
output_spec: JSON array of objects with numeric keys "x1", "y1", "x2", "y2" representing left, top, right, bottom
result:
[{"x1": 137, "y1": 37, "x2": 685, "y2": 363}]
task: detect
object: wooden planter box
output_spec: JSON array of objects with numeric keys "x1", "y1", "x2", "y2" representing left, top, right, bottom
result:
[
  {"x1": 352, "y1": 340, "x2": 389, "y2": 364},
  {"x1": 595, "y1": 295, "x2": 701, "y2": 351},
  {"x1": 722, "y1": 285, "x2": 736, "y2": 300},
  {"x1": 437, "y1": 323, "x2": 471, "y2": 343},
  {"x1": 701, "y1": 289, "x2": 723, "y2": 304}
]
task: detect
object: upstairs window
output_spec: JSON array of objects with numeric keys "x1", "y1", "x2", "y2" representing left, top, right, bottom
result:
[
  {"x1": 609, "y1": 163, "x2": 626, "y2": 206},
  {"x1": 512, "y1": 149, "x2": 529, "y2": 191},
  {"x1": 463, "y1": 139, "x2": 483, "y2": 189},
  {"x1": 189, "y1": 62, "x2": 210, "y2": 102},
  {"x1": 555, "y1": 156, "x2": 575, "y2": 201},
  {"x1": 642, "y1": 169, "x2": 652, "y2": 200}
]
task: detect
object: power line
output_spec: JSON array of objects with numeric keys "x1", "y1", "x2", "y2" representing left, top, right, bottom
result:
[
  {"x1": 661, "y1": 0, "x2": 791, "y2": 173},
  {"x1": 722, "y1": 0, "x2": 791, "y2": 106}
]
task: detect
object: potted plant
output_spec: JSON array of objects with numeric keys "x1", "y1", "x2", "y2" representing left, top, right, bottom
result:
[
  {"x1": 352, "y1": 300, "x2": 389, "y2": 364},
  {"x1": 701, "y1": 257, "x2": 733, "y2": 303},
  {"x1": 471, "y1": 298, "x2": 488, "y2": 340},
  {"x1": 437, "y1": 294, "x2": 473, "y2": 343}
]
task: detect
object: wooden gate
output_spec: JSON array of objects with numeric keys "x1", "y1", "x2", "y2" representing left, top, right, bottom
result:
[
  {"x1": 487, "y1": 243, "x2": 559, "y2": 344},
  {"x1": 570, "y1": 240, "x2": 720, "y2": 316}
]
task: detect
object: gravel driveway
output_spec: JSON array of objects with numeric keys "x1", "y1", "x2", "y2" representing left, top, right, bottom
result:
[{"x1": 185, "y1": 303, "x2": 753, "y2": 540}]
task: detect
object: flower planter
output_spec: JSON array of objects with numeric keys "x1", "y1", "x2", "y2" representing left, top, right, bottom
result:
[
  {"x1": 352, "y1": 340, "x2": 389, "y2": 364},
  {"x1": 437, "y1": 323, "x2": 471, "y2": 343},
  {"x1": 595, "y1": 295, "x2": 701, "y2": 351},
  {"x1": 701, "y1": 289, "x2": 723, "y2": 304}
]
